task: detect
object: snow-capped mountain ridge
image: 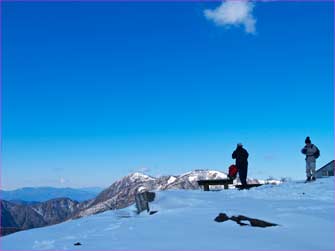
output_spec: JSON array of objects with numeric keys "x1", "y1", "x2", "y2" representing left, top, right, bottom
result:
[
  {"x1": 76, "y1": 169, "x2": 269, "y2": 218},
  {"x1": 1, "y1": 170, "x2": 277, "y2": 236}
]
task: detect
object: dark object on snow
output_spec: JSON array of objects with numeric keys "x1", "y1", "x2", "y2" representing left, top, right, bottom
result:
[
  {"x1": 235, "y1": 184, "x2": 263, "y2": 190},
  {"x1": 249, "y1": 218, "x2": 277, "y2": 227},
  {"x1": 232, "y1": 215, "x2": 278, "y2": 228},
  {"x1": 232, "y1": 144, "x2": 249, "y2": 188},
  {"x1": 214, "y1": 213, "x2": 230, "y2": 222},
  {"x1": 214, "y1": 213, "x2": 278, "y2": 228},
  {"x1": 197, "y1": 179, "x2": 233, "y2": 191},
  {"x1": 230, "y1": 216, "x2": 249, "y2": 226},
  {"x1": 305, "y1": 177, "x2": 316, "y2": 183},
  {"x1": 149, "y1": 210, "x2": 158, "y2": 215},
  {"x1": 135, "y1": 191, "x2": 156, "y2": 214},
  {"x1": 146, "y1": 192, "x2": 156, "y2": 202},
  {"x1": 74, "y1": 242, "x2": 82, "y2": 246}
]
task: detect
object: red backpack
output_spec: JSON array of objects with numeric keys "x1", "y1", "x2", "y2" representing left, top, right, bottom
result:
[{"x1": 228, "y1": 165, "x2": 238, "y2": 180}]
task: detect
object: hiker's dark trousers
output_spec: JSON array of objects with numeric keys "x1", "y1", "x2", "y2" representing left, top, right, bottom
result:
[{"x1": 237, "y1": 163, "x2": 248, "y2": 187}]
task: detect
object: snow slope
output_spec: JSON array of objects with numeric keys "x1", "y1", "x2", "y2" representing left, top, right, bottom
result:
[{"x1": 1, "y1": 178, "x2": 334, "y2": 250}]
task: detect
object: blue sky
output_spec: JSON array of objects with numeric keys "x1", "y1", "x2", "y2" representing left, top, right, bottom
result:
[{"x1": 2, "y1": 1, "x2": 334, "y2": 189}]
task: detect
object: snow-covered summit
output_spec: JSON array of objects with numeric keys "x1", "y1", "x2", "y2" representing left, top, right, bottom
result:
[{"x1": 126, "y1": 172, "x2": 156, "y2": 182}]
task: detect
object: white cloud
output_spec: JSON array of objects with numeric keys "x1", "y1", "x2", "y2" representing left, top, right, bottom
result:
[
  {"x1": 204, "y1": 0, "x2": 256, "y2": 34},
  {"x1": 130, "y1": 167, "x2": 151, "y2": 174}
]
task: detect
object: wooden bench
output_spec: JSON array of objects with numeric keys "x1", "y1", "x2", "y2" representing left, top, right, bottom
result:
[{"x1": 197, "y1": 179, "x2": 234, "y2": 191}]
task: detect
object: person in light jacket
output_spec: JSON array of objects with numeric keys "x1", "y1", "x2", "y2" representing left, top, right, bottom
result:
[{"x1": 301, "y1": 136, "x2": 318, "y2": 182}]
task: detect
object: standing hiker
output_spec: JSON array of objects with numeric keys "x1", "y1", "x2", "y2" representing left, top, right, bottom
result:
[
  {"x1": 232, "y1": 143, "x2": 249, "y2": 189},
  {"x1": 301, "y1": 136, "x2": 320, "y2": 182}
]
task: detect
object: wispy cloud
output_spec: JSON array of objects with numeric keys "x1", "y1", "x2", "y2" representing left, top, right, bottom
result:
[
  {"x1": 130, "y1": 166, "x2": 151, "y2": 174},
  {"x1": 204, "y1": 0, "x2": 256, "y2": 34}
]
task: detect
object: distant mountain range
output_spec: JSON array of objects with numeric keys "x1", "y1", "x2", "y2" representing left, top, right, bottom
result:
[
  {"x1": 1, "y1": 187, "x2": 104, "y2": 203},
  {"x1": 1, "y1": 170, "x2": 279, "y2": 236},
  {"x1": 1, "y1": 198, "x2": 80, "y2": 236}
]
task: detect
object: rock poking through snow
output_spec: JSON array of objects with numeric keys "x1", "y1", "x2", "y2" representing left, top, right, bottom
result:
[{"x1": 215, "y1": 213, "x2": 278, "y2": 228}]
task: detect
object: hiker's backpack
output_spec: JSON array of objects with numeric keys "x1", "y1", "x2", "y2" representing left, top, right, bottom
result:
[
  {"x1": 312, "y1": 145, "x2": 320, "y2": 159},
  {"x1": 228, "y1": 165, "x2": 238, "y2": 180}
]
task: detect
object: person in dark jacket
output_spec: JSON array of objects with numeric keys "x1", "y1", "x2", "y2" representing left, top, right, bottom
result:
[{"x1": 232, "y1": 143, "x2": 249, "y2": 189}]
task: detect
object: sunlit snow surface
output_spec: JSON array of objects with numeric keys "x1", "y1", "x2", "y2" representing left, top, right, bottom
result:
[{"x1": 2, "y1": 178, "x2": 334, "y2": 250}]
